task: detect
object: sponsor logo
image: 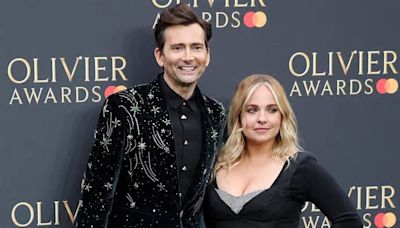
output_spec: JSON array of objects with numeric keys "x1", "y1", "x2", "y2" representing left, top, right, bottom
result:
[
  {"x1": 151, "y1": 0, "x2": 269, "y2": 29},
  {"x1": 288, "y1": 50, "x2": 399, "y2": 97},
  {"x1": 3, "y1": 56, "x2": 128, "y2": 105},
  {"x1": 301, "y1": 185, "x2": 397, "y2": 228}
]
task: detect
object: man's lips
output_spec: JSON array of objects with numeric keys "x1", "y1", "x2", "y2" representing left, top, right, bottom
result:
[{"x1": 178, "y1": 66, "x2": 196, "y2": 71}]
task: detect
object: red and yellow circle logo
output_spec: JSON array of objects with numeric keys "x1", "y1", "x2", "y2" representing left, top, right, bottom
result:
[
  {"x1": 243, "y1": 11, "x2": 267, "y2": 28},
  {"x1": 104, "y1": 85, "x2": 127, "y2": 98},
  {"x1": 374, "y1": 212, "x2": 396, "y2": 228},
  {"x1": 376, "y1": 78, "x2": 398, "y2": 94}
]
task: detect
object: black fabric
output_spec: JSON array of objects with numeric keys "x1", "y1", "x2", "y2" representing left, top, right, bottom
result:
[
  {"x1": 204, "y1": 153, "x2": 363, "y2": 228},
  {"x1": 160, "y1": 76, "x2": 203, "y2": 202},
  {"x1": 76, "y1": 75, "x2": 226, "y2": 228}
]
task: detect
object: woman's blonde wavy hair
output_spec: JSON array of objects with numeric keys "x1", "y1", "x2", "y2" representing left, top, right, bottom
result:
[{"x1": 214, "y1": 74, "x2": 302, "y2": 175}]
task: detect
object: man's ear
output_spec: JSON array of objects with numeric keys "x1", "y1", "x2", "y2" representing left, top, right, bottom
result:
[
  {"x1": 154, "y1": 47, "x2": 164, "y2": 67},
  {"x1": 206, "y1": 47, "x2": 211, "y2": 66}
]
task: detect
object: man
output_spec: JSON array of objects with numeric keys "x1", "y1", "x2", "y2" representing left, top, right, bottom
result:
[{"x1": 77, "y1": 4, "x2": 226, "y2": 228}]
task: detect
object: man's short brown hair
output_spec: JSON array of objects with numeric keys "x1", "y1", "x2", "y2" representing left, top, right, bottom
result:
[{"x1": 154, "y1": 4, "x2": 212, "y2": 51}]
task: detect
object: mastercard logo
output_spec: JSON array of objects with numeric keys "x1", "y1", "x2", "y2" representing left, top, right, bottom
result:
[
  {"x1": 375, "y1": 212, "x2": 396, "y2": 228},
  {"x1": 104, "y1": 85, "x2": 127, "y2": 98},
  {"x1": 376, "y1": 78, "x2": 398, "y2": 94},
  {"x1": 243, "y1": 11, "x2": 267, "y2": 28}
]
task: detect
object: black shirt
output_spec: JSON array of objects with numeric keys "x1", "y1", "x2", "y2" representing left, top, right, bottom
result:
[{"x1": 160, "y1": 76, "x2": 203, "y2": 202}]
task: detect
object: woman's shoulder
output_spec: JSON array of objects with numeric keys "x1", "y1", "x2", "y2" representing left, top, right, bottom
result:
[
  {"x1": 290, "y1": 151, "x2": 317, "y2": 167},
  {"x1": 277, "y1": 152, "x2": 318, "y2": 182}
]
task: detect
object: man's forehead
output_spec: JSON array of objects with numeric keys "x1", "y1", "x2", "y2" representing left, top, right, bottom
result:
[
  {"x1": 168, "y1": 41, "x2": 205, "y2": 46},
  {"x1": 163, "y1": 24, "x2": 206, "y2": 44}
]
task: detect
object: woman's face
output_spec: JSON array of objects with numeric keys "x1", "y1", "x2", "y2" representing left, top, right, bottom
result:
[{"x1": 241, "y1": 84, "x2": 282, "y2": 147}]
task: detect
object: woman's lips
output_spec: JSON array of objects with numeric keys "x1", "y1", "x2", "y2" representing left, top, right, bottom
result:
[{"x1": 254, "y1": 128, "x2": 270, "y2": 133}]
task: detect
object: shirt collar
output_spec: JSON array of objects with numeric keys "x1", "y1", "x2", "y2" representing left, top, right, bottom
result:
[{"x1": 159, "y1": 73, "x2": 198, "y2": 111}]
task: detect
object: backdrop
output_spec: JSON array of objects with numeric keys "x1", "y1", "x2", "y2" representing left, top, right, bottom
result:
[{"x1": 1, "y1": 1, "x2": 398, "y2": 227}]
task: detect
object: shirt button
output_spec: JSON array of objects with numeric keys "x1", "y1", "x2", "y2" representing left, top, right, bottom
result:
[
  {"x1": 183, "y1": 139, "x2": 188, "y2": 146},
  {"x1": 182, "y1": 102, "x2": 186, "y2": 106},
  {"x1": 180, "y1": 114, "x2": 187, "y2": 120},
  {"x1": 182, "y1": 166, "x2": 187, "y2": 171}
]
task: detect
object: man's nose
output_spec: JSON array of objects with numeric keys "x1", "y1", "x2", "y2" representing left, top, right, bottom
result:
[{"x1": 182, "y1": 48, "x2": 194, "y2": 61}]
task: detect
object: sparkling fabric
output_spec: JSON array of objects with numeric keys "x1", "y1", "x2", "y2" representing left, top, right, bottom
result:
[
  {"x1": 77, "y1": 75, "x2": 226, "y2": 228},
  {"x1": 215, "y1": 188, "x2": 265, "y2": 214}
]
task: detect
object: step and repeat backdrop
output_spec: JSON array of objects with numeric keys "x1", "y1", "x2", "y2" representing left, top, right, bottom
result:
[{"x1": 1, "y1": 1, "x2": 398, "y2": 227}]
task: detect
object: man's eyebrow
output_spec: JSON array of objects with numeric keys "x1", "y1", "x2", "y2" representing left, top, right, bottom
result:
[{"x1": 169, "y1": 43, "x2": 184, "y2": 46}]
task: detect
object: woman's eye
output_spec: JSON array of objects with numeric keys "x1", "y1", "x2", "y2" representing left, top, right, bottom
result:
[
  {"x1": 247, "y1": 108, "x2": 257, "y2": 113},
  {"x1": 267, "y1": 107, "x2": 278, "y2": 113}
]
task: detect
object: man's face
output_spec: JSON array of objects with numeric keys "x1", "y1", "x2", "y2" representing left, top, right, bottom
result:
[{"x1": 155, "y1": 23, "x2": 210, "y2": 91}]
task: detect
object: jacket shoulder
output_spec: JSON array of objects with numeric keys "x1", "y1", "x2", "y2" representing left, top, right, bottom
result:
[
  {"x1": 108, "y1": 83, "x2": 151, "y2": 104},
  {"x1": 202, "y1": 95, "x2": 225, "y2": 114}
]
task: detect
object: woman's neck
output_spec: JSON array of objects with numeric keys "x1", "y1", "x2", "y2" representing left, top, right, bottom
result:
[{"x1": 245, "y1": 144, "x2": 275, "y2": 164}]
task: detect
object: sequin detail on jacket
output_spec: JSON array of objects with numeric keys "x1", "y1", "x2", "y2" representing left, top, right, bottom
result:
[{"x1": 77, "y1": 77, "x2": 226, "y2": 228}]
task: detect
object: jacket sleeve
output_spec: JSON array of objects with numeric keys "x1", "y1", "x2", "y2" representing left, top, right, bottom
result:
[
  {"x1": 290, "y1": 156, "x2": 363, "y2": 228},
  {"x1": 76, "y1": 95, "x2": 126, "y2": 228}
]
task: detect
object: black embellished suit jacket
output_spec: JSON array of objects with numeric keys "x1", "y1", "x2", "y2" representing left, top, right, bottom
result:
[{"x1": 77, "y1": 77, "x2": 226, "y2": 228}]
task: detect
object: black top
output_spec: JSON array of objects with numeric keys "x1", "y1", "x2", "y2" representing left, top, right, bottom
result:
[
  {"x1": 160, "y1": 76, "x2": 203, "y2": 202},
  {"x1": 204, "y1": 153, "x2": 363, "y2": 228}
]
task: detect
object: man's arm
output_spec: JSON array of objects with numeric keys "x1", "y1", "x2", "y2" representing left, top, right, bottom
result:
[{"x1": 77, "y1": 95, "x2": 126, "y2": 228}]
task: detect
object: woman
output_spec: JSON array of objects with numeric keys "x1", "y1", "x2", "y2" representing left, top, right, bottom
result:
[{"x1": 204, "y1": 74, "x2": 362, "y2": 227}]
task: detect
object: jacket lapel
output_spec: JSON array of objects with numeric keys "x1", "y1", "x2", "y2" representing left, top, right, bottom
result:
[
  {"x1": 141, "y1": 78, "x2": 180, "y2": 195},
  {"x1": 183, "y1": 90, "x2": 222, "y2": 212}
]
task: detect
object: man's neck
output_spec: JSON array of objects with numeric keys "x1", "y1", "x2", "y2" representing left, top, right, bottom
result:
[{"x1": 163, "y1": 74, "x2": 197, "y2": 100}]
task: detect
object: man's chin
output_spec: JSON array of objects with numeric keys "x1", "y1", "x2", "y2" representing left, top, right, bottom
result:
[
  {"x1": 178, "y1": 81, "x2": 197, "y2": 88},
  {"x1": 176, "y1": 76, "x2": 201, "y2": 87}
]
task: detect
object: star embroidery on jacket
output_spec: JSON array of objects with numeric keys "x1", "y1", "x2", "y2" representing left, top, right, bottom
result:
[
  {"x1": 88, "y1": 162, "x2": 92, "y2": 169},
  {"x1": 164, "y1": 147, "x2": 170, "y2": 153},
  {"x1": 162, "y1": 119, "x2": 171, "y2": 125},
  {"x1": 157, "y1": 182, "x2": 165, "y2": 191},
  {"x1": 138, "y1": 141, "x2": 147, "y2": 151},
  {"x1": 84, "y1": 183, "x2": 92, "y2": 192},
  {"x1": 130, "y1": 105, "x2": 140, "y2": 113},
  {"x1": 104, "y1": 182, "x2": 113, "y2": 191},
  {"x1": 211, "y1": 128, "x2": 218, "y2": 141},
  {"x1": 100, "y1": 136, "x2": 112, "y2": 149},
  {"x1": 112, "y1": 118, "x2": 121, "y2": 128},
  {"x1": 151, "y1": 106, "x2": 160, "y2": 115},
  {"x1": 148, "y1": 93, "x2": 154, "y2": 99}
]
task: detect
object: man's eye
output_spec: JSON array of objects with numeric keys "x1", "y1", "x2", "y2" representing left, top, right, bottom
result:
[{"x1": 172, "y1": 46, "x2": 182, "y2": 51}]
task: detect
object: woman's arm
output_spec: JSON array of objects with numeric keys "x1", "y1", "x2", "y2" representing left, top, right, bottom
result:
[{"x1": 290, "y1": 155, "x2": 363, "y2": 227}]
